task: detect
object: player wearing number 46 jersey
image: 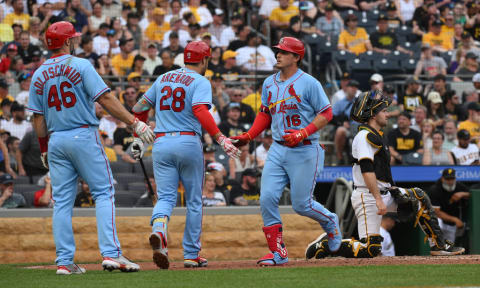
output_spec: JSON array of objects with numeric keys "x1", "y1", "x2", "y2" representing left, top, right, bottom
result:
[
  {"x1": 130, "y1": 41, "x2": 240, "y2": 270},
  {"x1": 231, "y1": 37, "x2": 342, "y2": 266},
  {"x1": 27, "y1": 22, "x2": 154, "y2": 275}
]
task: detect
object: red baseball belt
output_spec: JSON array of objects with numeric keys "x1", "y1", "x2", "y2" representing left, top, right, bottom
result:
[{"x1": 155, "y1": 131, "x2": 196, "y2": 138}]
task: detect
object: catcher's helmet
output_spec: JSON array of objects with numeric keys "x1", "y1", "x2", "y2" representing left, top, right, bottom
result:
[
  {"x1": 45, "y1": 21, "x2": 82, "y2": 50},
  {"x1": 184, "y1": 41, "x2": 211, "y2": 64},
  {"x1": 273, "y1": 37, "x2": 305, "y2": 60},
  {"x1": 350, "y1": 90, "x2": 391, "y2": 123}
]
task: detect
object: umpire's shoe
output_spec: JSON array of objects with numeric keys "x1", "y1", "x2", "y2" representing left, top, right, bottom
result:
[
  {"x1": 150, "y1": 232, "x2": 169, "y2": 269},
  {"x1": 56, "y1": 264, "x2": 86, "y2": 275},
  {"x1": 102, "y1": 255, "x2": 140, "y2": 272},
  {"x1": 305, "y1": 233, "x2": 330, "y2": 259},
  {"x1": 184, "y1": 257, "x2": 208, "y2": 268},
  {"x1": 430, "y1": 240, "x2": 465, "y2": 256}
]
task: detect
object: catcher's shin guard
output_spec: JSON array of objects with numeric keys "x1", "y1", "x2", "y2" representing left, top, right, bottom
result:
[
  {"x1": 393, "y1": 187, "x2": 447, "y2": 249},
  {"x1": 258, "y1": 224, "x2": 288, "y2": 266},
  {"x1": 336, "y1": 235, "x2": 383, "y2": 258},
  {"x1": 410, "y1": 188, "x2": 449, "y2": 249}
]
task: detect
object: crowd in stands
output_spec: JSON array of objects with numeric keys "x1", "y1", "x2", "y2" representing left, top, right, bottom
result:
[{"x1": 0, "y1": 0, "x2": 478, "y2": 209}]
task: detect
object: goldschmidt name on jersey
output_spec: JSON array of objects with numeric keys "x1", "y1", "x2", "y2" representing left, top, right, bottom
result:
[{"x1": 32, "y1": 64, "x2": 82, "y2": 95}]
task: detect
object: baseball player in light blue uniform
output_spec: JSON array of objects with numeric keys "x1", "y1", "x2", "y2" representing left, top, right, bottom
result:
[
  {"x1": 231, "y1": 37, "x2": 342, "y2": 266},
  {"x1": 131, "y1": 41, "x2": 240, "y2": 269},
  {"x1": 27, "y1": 22, "x2": 153, "y2": 275}
]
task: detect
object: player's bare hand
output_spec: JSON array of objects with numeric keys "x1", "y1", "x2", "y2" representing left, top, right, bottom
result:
[
  {"x1": 376, "y1": 198, "x2": 387, "y2": 215},
  {"x1": 41, "y1": 152, "x2": 49, "y2": 170},
  {"x1": 230, "y1": 133, "x2": 251, "y2": 147},
  {"x1": 453, "y1": 217, "x2": 464, "y2": 228},
  {"x1": 132, "y1": 118, "x2": 155, "y2": 144},
  {"x1": 217, "y1": 135, "x2": 241, "y2": 158},
  {"x1": 131, "y1": 138, "x2": 145, "y2": 160},
  {"x1": 282, "y1": 129, "x2": 307, "y2": 147}
]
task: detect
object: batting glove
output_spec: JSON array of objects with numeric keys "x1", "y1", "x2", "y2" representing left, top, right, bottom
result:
[
  {"x1": 131, "y1": 138, "x2": 145, "y2": 160},
  {"x1": 41, "y1": 152, "x2": 49, "y2": 169},
  {"x1": 132, "y1": 118, "x2": 155, "y2": 144},
  {"x1": 230, "y1": 132, "x2": 252, "y2": 147},
  {"x1": 282, "y1": 129, "x2": 308, "y2": 147},
  {"x1": 217, "y1": 135, "x2": 241, "y2": 159}
]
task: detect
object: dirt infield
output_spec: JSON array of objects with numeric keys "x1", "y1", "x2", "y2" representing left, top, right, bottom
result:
[{"x1": 26, "y1": 255, "x2": 480, "y2": 271}]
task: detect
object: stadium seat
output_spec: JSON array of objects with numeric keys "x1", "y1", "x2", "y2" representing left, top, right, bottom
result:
[
  {"x1": 347, "y1": 58, "x2": 374, "y2": 73},
  {"x1": 366, "y1": 9, "x2": 380, "y2": 21},
  {"x1": 397, "y1": 25, "x2": 416, "y2": 42},
  {"x1": 402, "y1": 41, "x2": 422, "y2": 54},
  {"x1": 359, "y1": 51, "x2": 383, "y2": 62},
  {"x1": 214, "y1": 150, "x2": 229, "y2": 173},
  {"x1": 114, "y1": 173, "x2": 146, "y2": 187},
  {"x1": 14, "y1": 176, "x2": 31, "y2": 185},
  {"x1": 333, "y1": 50, "x2": 356, "y2": 72},
  {"x1": 114, "y1": 190, "x2": 140, "y2": 207},
  {"x1": 373, "y1": 58, "x2": 402, "y2": 75},
  {"x1": 222, "y1": 189, "x2": 231, "y2": 205},
  {"x1": 340, "y1": 9, "x2": 362, "y2": 21},
  {"x1": 400, "y1": 58, "x2": 418, "y2": 74},
  {"x1": 133, "y1": 158, "x2": 153, "y2": 175},
  {"x1": 15, "y1": 184, "x2": 41, "y2": 195},
  {"x1": 439, "y1": 51, "x2": 453, "y2": 66},
  {"x1": 20, "y1": 190, "x2": 37, "y2": 208},
  {"x1": 110, "y1": 161, "x2": 133, "y2": 174},
  {"x1": 127, "y1": 182, "x2": 147, "y2": 195},
  {"x1": 386, "y1": 50, "x2": 410, "y2": 62},
  {"x1": 358, "y1": 17, "x2": 376, "y2": 31}
]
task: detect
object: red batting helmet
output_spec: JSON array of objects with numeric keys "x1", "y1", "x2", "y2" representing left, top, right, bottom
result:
[
  {"x1": 184, "y1": 41, "x2": 211, "y2": 64},
  {"x1": 45, "y1": 21, "x2": 82, "y2": 50},
  {"x1": 273, "y1": 37, "x2": 305, "y2": 60}
]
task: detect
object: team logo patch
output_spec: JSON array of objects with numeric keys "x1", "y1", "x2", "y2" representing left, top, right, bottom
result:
[{"x1": 288, "y1": 84, "x2": 301, "y2": 103}]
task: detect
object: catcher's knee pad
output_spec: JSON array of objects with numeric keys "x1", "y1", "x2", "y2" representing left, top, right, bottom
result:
[{"x1": 336, "y1": 235, "x2": 383, "y2": 258}]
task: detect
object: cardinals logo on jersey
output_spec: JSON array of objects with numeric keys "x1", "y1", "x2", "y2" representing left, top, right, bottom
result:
[{"x1": 288, "y1": 84, "x2": 301, "y2": 103}]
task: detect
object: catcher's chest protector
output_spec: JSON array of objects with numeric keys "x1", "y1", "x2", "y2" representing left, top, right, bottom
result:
[{"x1": 355, "y1": 124, "x2": 394, "y2": 185}]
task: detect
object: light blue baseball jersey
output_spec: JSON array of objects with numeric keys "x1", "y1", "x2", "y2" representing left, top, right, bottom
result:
[
  {"x1": 261, "y1": 69, "x2": 331, "y2": 142},
  {"x1": 143, "y1": 68, "x2": 212, "y2": 135},
  {"x1": 27, "y1": 54, "x2": 110, "y2": 131}
]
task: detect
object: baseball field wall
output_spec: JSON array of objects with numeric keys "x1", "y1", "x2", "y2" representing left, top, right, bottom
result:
[{"x1": 0, "y1": 207, "x2": 324, "y2": 264}]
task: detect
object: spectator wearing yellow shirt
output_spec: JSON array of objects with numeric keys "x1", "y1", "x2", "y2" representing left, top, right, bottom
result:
[
  {"x1": 2, "y1": 0, "x2": 30, "y2": 31},
  {"x1": 145, "y1": 7, "x2": 170, "y2": 43},
  {"x1": 111, "y1": 38, "x2": 134, "y2": 76},
  {"x1": 0, "y1": 79, "x2": 15, "y2": 117},
  {"x1": 458, "y1": 102, "x2": 480, "y2": 144},
  {"x1": 441, "y1": 12, "x2": 455, "y2": 43},
  {"x1": 422, "y1": 19, "x2": 453, "y2": 53},
  {"x1": 270, "y1": 0, "x2": 299, "y2": 29},
  {"x1": 338, "y1": 14, "x2": 372, "y2": 55},
  {"x1": 242, "y1": 85, "x2": 262, "y2": 114},
  {"x1": 100, "y1": 131, "x2": 117, "y2": 162}
]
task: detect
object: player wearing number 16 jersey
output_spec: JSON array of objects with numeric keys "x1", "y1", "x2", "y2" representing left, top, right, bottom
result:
[
  {"x1": 231, "y1": 37, "x2": 342, "y2": 266},
  {"x1": 130, "y1": 41, "x2": 240, "y2": 270},
  {"x1": 27, "y1": 22, "x2": 154, "y2": 275}
]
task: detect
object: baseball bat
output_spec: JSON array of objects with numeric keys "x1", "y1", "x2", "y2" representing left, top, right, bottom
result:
[{"x1": 139, "y1": 158, "x2": 157, "y2": 206}]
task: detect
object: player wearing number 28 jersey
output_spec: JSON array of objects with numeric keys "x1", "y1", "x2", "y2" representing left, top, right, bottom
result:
[
  {"x1": 130, "y1": 41, "x2": 240, "y2": 269},
  {"x1": 27, "y1": 22, "x2": 154, "y2": 274}
]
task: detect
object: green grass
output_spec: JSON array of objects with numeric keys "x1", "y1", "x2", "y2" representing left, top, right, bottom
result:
[{"x1": 1, "y1": 264, "x2": 479, "y2": 288}]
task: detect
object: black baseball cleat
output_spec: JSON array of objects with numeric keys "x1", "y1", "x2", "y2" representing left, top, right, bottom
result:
[
  {"x1": 305, "y1": 233, "x2": 330, "y2": 259},
  {"x1": 430, "y1": 241, "x2": 465, "y2": 256}
]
